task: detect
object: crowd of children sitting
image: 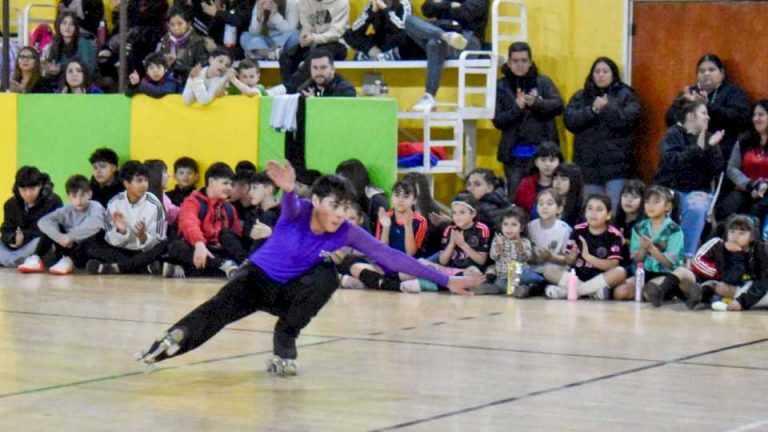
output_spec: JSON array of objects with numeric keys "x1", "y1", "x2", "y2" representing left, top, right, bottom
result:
[{"x1": 2, "y1": 144, "x2": 767, "y2": 314}]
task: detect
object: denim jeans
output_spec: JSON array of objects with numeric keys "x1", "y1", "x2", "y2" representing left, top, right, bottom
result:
[
  {"x1": 584, "y1": 179, "x2": 627, "y2": 215},
  {"x1": 240, "y1": 29, "x2": 300, "y2": 56},
  {"x1": 675, "y1": 190, "x2": 712, "y2": 256},
  {"x1": 0, "y1": 237, "x2": 40, "y2": 267},
  {"x1": 494, "y1": 268, "x2": 546, "y2": 290},
  {"x1": 404, "y1": 16, "x2": 481, "y2": 96}
]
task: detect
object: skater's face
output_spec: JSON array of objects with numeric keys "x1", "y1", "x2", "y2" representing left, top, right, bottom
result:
[
  {"x1": 207, "y1": 177, "x2": 233, "y2": 200},
  {"x1": 238, "y1": 67, "x2": 260, "y2": 87},
  {"x1": 552, "y1": 173, "x2": 570, "y2": 197},
  {"x1": 18, "y1": 185, "x2": 41, "y2": 206},
  {"x1": 501, "y1": 216, "x2": 522, "y2": 240},
  {"x1": 310, "y1": 57, "x2": 334, "y2": 87},
  {"x1": 585, "y1": 198, "x2": 610, "y2": 228},
  {"x1": 392, "y1": 191, "x2": 415, "y2": 213},
  {"x1": 146, "y1": 63, "x2": 166, "y2": 82},
  {"x1": 68, "y1": 190, "x2": 93, "y2": 212},
  {"x1": 124, "y1": 175, "x2": 149, "y2": 202},
  {"x1": 643, "y1": 195, "x2": 670, "y2": 219},
  {"x1": 169, "y1": 15, "x2": 190, "y2": 37},
  {"x1": 535, "y1": 156, "x2": 559, "y2": 179},
  {"x1": 727, "y1": 227, "x2": 752, "y2": 250},
  {"x1": 466, "y1": 173, "x2": 493, "y2": 200},
  {"x1": 92, "y1": 161, "x2": 117, "y2": 186},
  {"x1": 536, "y1": 192, "x2": 560, "y2": 221},
  {"x1": 621, "y1": 192, "x2": 642, "y2": 215},
  {"x1": 752, "y1": 105, "x2": 768, "y2": 134},
  {"x1": 175, "y1": 167, "x2": 198, "y2": 188},
  {"x1": 450, "y1": 202, "x2": 476, "y2": 229},
  {"x1": 311, "y1": 194, "x2": 350, "y2": 233}
]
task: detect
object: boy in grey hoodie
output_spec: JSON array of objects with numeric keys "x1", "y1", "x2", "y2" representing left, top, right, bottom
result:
[{"x1": 22, "y1": 175, "x2": 105, "y2": 274}]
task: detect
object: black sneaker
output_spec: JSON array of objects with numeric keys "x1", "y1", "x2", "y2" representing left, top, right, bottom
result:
[
  {"x1": 644, "y1": 281, "x2": 664, "y2": 307},
  {"x1": 470, "y1": 282, "x2": 502, "y2": 295},
  {"x1": 686, "y1": 283, "x2": 703, "y2": 310},
  {"x1": 86, "y1": 259, "x2": 102, "y2": 275},
  {"x1": 146, "y1": 261, "x2": 162, "y2": 275},
  {"x1": 86, "y1": 259, "x2": 119, "y2": 275}
]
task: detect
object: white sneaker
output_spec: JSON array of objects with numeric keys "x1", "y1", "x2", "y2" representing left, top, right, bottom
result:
[
  {"x1": 399, "y1": 279, "x2": 422, "y2": 294},
  {"x1": 441, "y1": 31, "x2": 468, "y2": 50},
  {"x1": 49, "y1": 256, "x2": 74, "y2": 275},
  {"x1": 340, "y1": 275, "x2": 365, "y2": 289},
  {"x1": 711, "y1": 301, "x2": 729, "y2": 312},
  {"x1": 162, "y1": 262, "x2": 186, "y2": 278},
  {"x1": 219, "y1": 260, "x2": 239, "y2": 280},
  {"x1": 17, "y1": 255, "x2": 44, "y2": 273},
  {"x1": 411, "y1": 93, "x2": 436, "y2": 113},
  {"x1": 545, "y1": 284, "x2": 566, "y2": 299}
]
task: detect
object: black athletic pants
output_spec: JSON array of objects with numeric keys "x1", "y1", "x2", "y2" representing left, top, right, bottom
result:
[
  {"x1": 158, "y1": 261, "x2": 338, "y2": 361},
  {"x1": 86, "y1": 237, "x2": 170, "y2": 273}
]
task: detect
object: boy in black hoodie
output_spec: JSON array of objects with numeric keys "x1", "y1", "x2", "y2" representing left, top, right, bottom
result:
[
  {"x1": 0, "y1": 167, "x2": 62, "y2": 269},
  {"x1": 167, "y1": 156, "x2": 199, "y2": 206},
  {"x1": 89, "y1": 147, "x2": 124, "y2": 207}
]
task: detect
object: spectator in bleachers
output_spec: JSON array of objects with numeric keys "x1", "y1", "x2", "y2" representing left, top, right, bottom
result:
[
  {"x1": 228, "y1": 59, "x2": 268, "y2": 95},
  {"x1": 343, "y1": 0, "x2": 413, "y2": 61},
  {"x1": 464, "y1": 168, "x2": 509, "y2": 229},
  {"x1": 240, "y1": 0, "x2": 299, "y2": 60},
  {"x1": 89, "y1": 147, "x2": 124, "y2": 207},
  {"x1": 57, "y1": 0, "x2": 104, "y2": 37},
  {"x1": 515, "y1": 142, "x2": 563, "y2": 217},
  {"x1": 125, "y1": 53, "x2": 181, "y2": 97},
  {"x1": 406, "y1": 0, "x2": 488, "y2": 112},
  {"x1": 186, "y1": 0, "x2": 251, "y2": 57},
  {"x1": 164, "y1": 162, "x2": 242, "y2": 279},
  {"x1": 0, "y1": 167, "x2": 62, "y2": 269},
  {"x1": 45, "y1": 11, "x2": 98, "y2": 79},
  {"x1": 493, "y1": 42, "x2": 563, "y2": 201},
  {"x1": 10, "y1": 46, "x2": 51, "y2": 94},
  {"x1": 85, "y1": 161, "x2": 168, "y2": 275},
  {"x1": 21, "y1": 175, "x2": 105, "y2": 275},
  {"x1": 168, "y1": 156, "x2": 199, "y2": 206},
  {"x1": 294, "y1": 168, "x2": 321, "y2": 199},
  {"x1": 717, "y1": 100, "x2": 768, "y2": 219},
  {"x1": 58, "y1": 58, "x2": 102, "y2": 93},
  {"x1": 0, "y1": 32, "x2": 17, "y2": 86},
  {"x1": 182, "y1": 47, "x2": 234, "y2": 105},
  {"x1": 156, "y1": 7, "x2": 215, "y2": 84},
  {"x1": 336, "y1": 159, "x2": 387, "y2": 233},
  {"x1": 565, "y1": 57, "x2": 641, "y2": 214},
  {"x1": 277, "y1": 0, "x2": 349, "y2": 93},
  {"x1": 655, "y1": 100, "x2": 724, "y2": 258},
  {"x1": 665, "y1": 54, "x2": 750, "y2": 163},
  {"x1": 552, "y1": 163, "x2": 584, "y2": 228},
  {"x1": 100, "y1": 0, "x2": 168, "y2": 77}
]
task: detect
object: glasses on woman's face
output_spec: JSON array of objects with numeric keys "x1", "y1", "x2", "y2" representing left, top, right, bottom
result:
[{"x1": 19, "y1": 54, "x2": 36, "y2": 60}]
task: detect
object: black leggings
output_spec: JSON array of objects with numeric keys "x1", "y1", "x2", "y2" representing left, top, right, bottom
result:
[{"x1": 158, "y1": 262, "x2": 338, "y2": 362}]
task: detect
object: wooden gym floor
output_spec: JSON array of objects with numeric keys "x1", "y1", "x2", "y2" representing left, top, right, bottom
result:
[{"x1": 0, "y1": 270, "x2": 767, "y2": 431}]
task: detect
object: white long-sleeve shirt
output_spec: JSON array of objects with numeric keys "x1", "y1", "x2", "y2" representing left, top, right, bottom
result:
[
  {"x1": 248, "y1": 0, "x2": 299, "y2": 34},
  {"x1": 182, "y1": 67, "x2": 229, "y2": 106},
  {"x1": 104, "y1": 192, "x2": 166, "y2": 251}
]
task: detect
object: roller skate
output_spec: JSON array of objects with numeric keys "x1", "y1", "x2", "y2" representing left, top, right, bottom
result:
[
  {"x1": 134, "y1": 328, "x2": 185, "y2": 372},
  {"x1": 266, "y1": 355, "x2": 299, "y2": 377}
]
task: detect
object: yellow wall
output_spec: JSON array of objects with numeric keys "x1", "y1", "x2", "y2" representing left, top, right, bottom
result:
[{"x1": 0, "y1": 94, "x2": 17, "y2": 222}]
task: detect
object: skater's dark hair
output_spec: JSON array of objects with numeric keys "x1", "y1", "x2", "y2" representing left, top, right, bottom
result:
[
  {"x1": 173, "y1": 156, "x2": 198, "y2": 173},
  {"x1": 585, "y1": 194, "x2": 612, "y2": 214},
  {"x1": 311, "y1": 175, "x2": 356, "y2": 203},
  {"x1": 89, "y1": 147, "x2": 119, "y2": 166},
  {"x1": 497, "y1": 206, "x2": 529, "y2": 233},
  {"x1": 204, "y1": 162, "x2": 235, "y2": 185},
  {"x1": 251, "y1": 172, "x2": 279, "y2": 192},
  {"x1": 392, "y1": 180, "x2": 415, "y2": 197},
  {"x1": 65, "y1": 174, "x2": 91, "y2": 194},
  {"x1": 119, "y1": 160, "x2": 149, "y2": 183}
]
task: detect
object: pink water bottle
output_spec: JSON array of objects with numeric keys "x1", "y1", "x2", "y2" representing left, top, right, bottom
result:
[
  {"x1": 634, "y1": 262, "x2": 645, "y2": 302},
  {"x1": 567, "y1": 269, "x2": 578, "y2": 301}
]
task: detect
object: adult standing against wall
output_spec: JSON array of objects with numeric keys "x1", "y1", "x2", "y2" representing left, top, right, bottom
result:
[
  {"x1": 492, "y1": 42, "x2": 563, "y2": 202},
  {"x1": 564, "y1": 57, "x2": 641, "y2": 212}
]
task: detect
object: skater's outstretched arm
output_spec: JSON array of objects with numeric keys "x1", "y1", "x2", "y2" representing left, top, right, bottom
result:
[
  {"x1": 266, "y1": 160, "x2": 302, "y2": 220},
  {"x1": 347, "y1": 225, "x2": 483, "y2": 295}
]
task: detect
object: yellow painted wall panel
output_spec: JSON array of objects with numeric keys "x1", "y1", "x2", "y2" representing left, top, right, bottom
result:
[
  {"x1": 129, "y1": 95, "x2": 260, "y2": 187},
  {"x1": 0, "y1": 94, "x2": 17, "y2": 222}
]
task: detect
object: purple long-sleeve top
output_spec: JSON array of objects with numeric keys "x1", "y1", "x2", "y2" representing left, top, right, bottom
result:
[{"x1": 249, "y1": 191, "x2": 451, "y2": 286}]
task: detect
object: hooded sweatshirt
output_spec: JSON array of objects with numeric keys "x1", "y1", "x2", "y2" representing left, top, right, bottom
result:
[
  {"x1": 298, "y1": 0, "x2": 350, "y2": 45},
  {"x1": 1, "y1": 177, "x2": 63, "y2": 248},
  {"x1": 178, "y1": 189, "x2": 243, "y2": 246},
  {"x1": 38, "y1": 201, "x2": 105, "y2": 243}
]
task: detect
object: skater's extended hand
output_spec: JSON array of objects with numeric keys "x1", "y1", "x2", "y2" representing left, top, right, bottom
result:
[
  {"x1": 193, "y1": 242, "x2": 214, "y2": 268},
  {"x1": 447, "y1": 272, "x2": 485, "y2": 295},
  {"x1": 266, "y1": 160, "x2": 296, "y2": 193}
]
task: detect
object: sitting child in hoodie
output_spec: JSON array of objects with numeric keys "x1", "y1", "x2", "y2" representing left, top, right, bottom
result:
[
  {"x1": 1, "y1": 166, "x2": 62, "y2": 269},
  {"x1": 515, "y1": 142, "x2": 563, "y2": 217},
  {"x1": 84, "y1": 161, "x2": 169, "y2": 275},
  {"x1": 464, "y1": 168, "x2": 511, "y2": 229},
  {"x1": 182, "y1": 48, "x2": 234, "y2": 106},
  {"x1": 126, "y1": 52, "x2": 180, "y2": 98},
  {"x1": 18, "y1": 175, "x2": 105, "y2": 275}
]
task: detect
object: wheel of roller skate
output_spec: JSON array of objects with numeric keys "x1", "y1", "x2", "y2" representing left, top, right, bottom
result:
[{"x1": 281, "y1": 361, "x2": 298, "y2": 376}]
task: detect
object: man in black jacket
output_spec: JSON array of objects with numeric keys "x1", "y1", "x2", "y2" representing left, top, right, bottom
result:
[
  {"x1": 492, "y1": 42, "x2": 563, "y2": 201},
  {"x1": 406, "y1": 0, "x2": 488, "y2": 112},
  {"x1": 286, "y1": 49, "x2": 356, "y2": 170}
]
